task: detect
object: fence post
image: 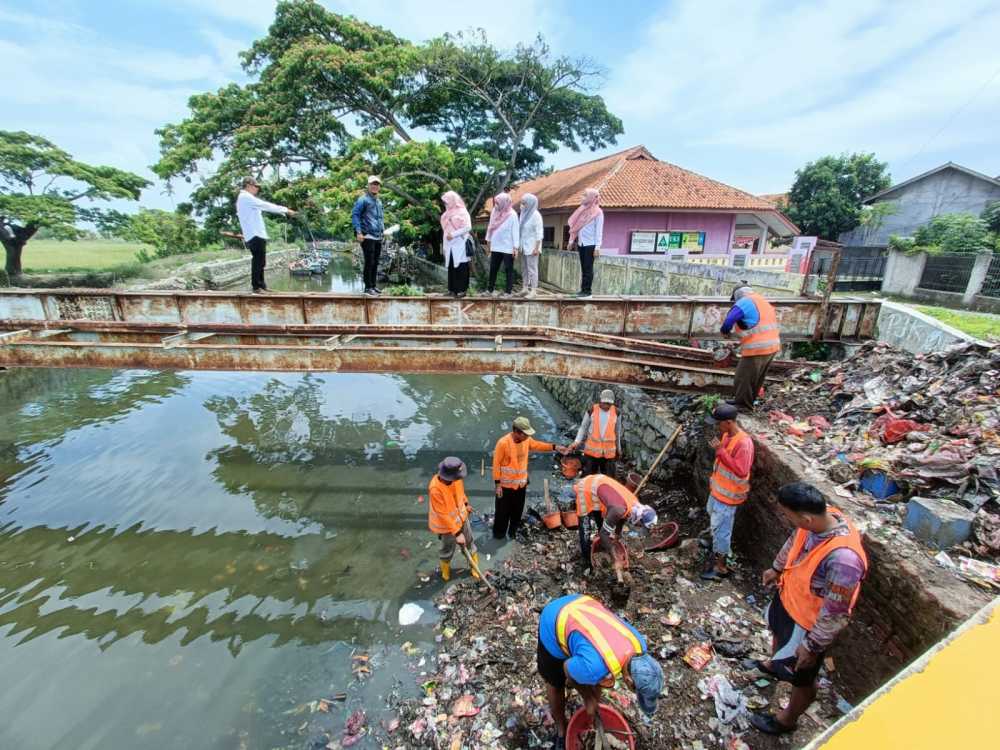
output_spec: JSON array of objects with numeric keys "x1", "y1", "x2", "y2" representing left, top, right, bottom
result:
[{"x1": 964, "y1": 252, "x2": 994, "y2": 306}]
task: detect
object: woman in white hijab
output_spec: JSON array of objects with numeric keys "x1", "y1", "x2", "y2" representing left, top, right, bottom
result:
[{"x1": 518, "y1": 193, "x2": 543, "y2": 296}]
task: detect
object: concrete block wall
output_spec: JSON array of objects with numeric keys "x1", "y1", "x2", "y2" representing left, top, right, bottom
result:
[
  {"x1": 539, "y1": 249, "x2": 804, "y2": 297},
  {"x1": 881, "y1": 248, "x2": 1000, "y2": 313}
]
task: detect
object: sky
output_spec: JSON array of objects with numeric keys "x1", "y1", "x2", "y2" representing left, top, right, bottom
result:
[{"x1": 2, "y1": 0, "x2": 999, "y2": 213}]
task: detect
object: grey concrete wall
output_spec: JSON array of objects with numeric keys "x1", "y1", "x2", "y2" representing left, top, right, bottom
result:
[
  {"x1": 841, "y1": 166, "x2": 1000, "y2": 246},
  {"x1": 876, "y1": 300, "x2": 978, "y2": 353},
  {"x1": 539, "y1": 249, "x2": 804, "y2": 297},
  {"x1": 880, "y1": 248, "x2": 926, "y2": 296}
]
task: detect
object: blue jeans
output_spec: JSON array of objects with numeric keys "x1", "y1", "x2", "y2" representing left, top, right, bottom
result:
[{"x1": 706, "y1": 496, "x2": 737, "y2": 556}]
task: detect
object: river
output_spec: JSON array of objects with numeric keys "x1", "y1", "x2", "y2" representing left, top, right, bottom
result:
[{"x1": 0, "y1": 364, "x2": 571, "y2": 749}]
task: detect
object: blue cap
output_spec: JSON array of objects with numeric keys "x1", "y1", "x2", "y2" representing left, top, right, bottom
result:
[{"x1": 630, "y1": 653, "x2": 663, "y2": 717}]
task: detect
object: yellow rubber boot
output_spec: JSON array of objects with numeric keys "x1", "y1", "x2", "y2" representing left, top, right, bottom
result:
[
  {"x1": 470, "y1": 553, "x2": 481, "y2": 580},
  {"x1": 439, "y1": 559, "x2": 451, "y2": 582}
]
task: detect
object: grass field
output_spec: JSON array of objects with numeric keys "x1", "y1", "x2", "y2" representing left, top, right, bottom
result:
[
  {"x1": 21, "y1": 239, "x2": 152, "y2": 272},
  {"x1": 915, "y1": 305, "x2": 1000, "y2": 340}
]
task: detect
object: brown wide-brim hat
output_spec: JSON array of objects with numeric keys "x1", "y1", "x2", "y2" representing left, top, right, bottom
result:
[{"x1": 438, "y1": 457, "x2": 468, "y2": 481}]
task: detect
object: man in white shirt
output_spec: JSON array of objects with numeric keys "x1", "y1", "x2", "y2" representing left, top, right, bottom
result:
[{"x1": 236, "y1": 178, "x2": 296, "y2": 293}]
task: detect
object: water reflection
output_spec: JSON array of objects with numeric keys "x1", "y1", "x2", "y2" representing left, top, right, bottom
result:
[{"x1": 0, "y1": 367, "x2": 568, "y2": 750}]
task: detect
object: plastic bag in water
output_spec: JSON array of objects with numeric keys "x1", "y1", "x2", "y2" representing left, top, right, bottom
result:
[{"x1": 398, "y1": 602, "x2": 424, "y2": 626}]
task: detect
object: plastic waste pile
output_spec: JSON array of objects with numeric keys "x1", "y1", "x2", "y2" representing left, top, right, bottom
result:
[{"x1": 761, "y1": 339, "x2": 1000, "y2": 569}]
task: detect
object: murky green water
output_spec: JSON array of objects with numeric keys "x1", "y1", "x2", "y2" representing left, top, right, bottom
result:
[
  {"x1": 0, "y1": 367, "x2": 569, "y2": 749},
  {"x1": 267, "y1": 251, "x2": 365, "y2": 294}
]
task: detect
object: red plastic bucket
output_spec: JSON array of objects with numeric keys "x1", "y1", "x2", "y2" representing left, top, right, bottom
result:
[{"x1": 566, "y1": 704, "x2": 635, "y2": 750}]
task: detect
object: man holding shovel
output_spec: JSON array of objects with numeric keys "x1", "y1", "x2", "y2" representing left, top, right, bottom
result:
[
  {"x1": 574, "y1": 474, "x2": 654, "y2": 575},
  {"x1": 428, "y1": 457, "x2": 480, "y2": 582},
  {"x1": 537, "y1": 594, "x2": 664, "y2": 749}
]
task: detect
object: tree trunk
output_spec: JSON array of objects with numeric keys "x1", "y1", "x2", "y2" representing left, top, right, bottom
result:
[{"x1": 2, "y1": 224, "x2": 38, "y2": 276}]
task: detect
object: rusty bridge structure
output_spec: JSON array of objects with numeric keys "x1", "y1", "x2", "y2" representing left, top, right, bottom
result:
[{"x1": 0, "y1": 289, "x2": 880, "y2": 392}]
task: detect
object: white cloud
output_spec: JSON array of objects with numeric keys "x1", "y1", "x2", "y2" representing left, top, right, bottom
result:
[
  {"x1": 184, "y1": 0, "x2": 566, "y2": 46},
  {"x1": 605, "y1": 0, "x2": 1000, "y2": 178}
]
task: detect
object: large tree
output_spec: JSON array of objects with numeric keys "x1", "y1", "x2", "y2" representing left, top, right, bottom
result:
[
  {"x1": 0, "y1": 131, "x2": 148, "y2": 275},
  {"x1": 786, "y1": 153, "x2": 891, "y2": 240},
  {"x1": 153, "y1": 0, "x2": 622, "y2": 242}
]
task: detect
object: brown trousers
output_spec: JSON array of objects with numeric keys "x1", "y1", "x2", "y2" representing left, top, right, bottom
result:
[{"x1": 733, "y1": 352, "x2": 776, "y2": 409}]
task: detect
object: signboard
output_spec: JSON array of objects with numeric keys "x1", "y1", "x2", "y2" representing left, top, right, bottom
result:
[
  {"x1": 667, "y1": 231, "x2": 705, "y2": 253},
  {"x1": 732, "y1": 235, "x2": 757, "y2": 251},
  {"x1": 655, "y1": 233, "x2": 672, "y2": 254},
  {"x1": 629, "y1": 231, "x2": 657, "y2": 254}
]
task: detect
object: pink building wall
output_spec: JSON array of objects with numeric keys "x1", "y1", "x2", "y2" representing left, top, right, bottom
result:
[{"x1": 601, "y1": 211, "x2": 737, "y2": 256}]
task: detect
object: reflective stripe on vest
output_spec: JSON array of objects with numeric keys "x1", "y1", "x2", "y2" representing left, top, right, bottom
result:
[
  {"x1": 778, "y1": 511, "x2": 868, "y2": 630},
  {"x1": 497, "y1": 433, "x2": 529, "y2": 488},
  {"x1": 709, "y1": 430, "x2": 751, "y2": 506},
  {"x1": 736, "y1": 293, "x2": 781, "y2": 357},
  {"x1": 427, "y1": 476, "x2": 469, "y2": 534},
  {"x1": 584, "y1": 405, "x2": 617, "y2": 459},
  {"x1": 575, "y1": 474, "x2": 638, "y2": 517},
  {"x1": 555, "y1": 595, "x2": 643, "y2": 678}
]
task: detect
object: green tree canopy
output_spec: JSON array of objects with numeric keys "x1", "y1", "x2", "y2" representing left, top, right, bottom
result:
[
  {"x1": 153, "y1": 0, "x2": 622, "y2": 243},
  {"x1": 786, "y1": 153, "x2": 891, "y2": 240},
  {"x1": 0, "y1": 130, "x2": 148, "y2": 275},
  {"x1": 982, "y1": 200, "x2": 1000, "y2": 234}
]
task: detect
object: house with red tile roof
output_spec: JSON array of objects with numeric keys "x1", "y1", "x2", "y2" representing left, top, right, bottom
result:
[{"x1": 489, "y1": 146, "x2": 798, "y2": 266}]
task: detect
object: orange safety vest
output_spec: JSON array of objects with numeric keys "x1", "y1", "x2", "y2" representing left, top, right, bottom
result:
[
  {"x1": 575, "y1": 474, "x2": 638, "y2": 517},
  {"x1": 709, "y1": 429, "x2": 752, "y2": 506},
  {"x1": 736, "y1": 292, "x2": 781, "y2": 357},
  {"x1": 584, "y1": 405, "x2": 618, "y2": 459},
  {"x1": 778, "y1": 511, "x2": 869, "y2": 631},
  {"x1": 556, "y1": 595, "x2": 644, "y2": 682},
  {"x1": 427, "y1": 476, "x2": 470, "y2": 535}
]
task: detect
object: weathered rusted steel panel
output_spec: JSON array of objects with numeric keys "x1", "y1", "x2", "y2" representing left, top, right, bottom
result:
[
  {"x1": 858, "y1": 303, "x2": 879, "y2": 339},
  {"x1": 0, "y1": 338, "x2": 736, "y2": 392},
  {"x1": 0, "y1": 290, "x2": 879, "y2": 341}
]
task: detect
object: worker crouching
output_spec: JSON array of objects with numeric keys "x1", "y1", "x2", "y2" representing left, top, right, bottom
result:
[
  {"x1": 750, "y1": 482, "x2": 868, "y2": 736},
  {"x1": 428, "y1": 457, "x2": 479, "y2": 582},
  {"x1": 537, "y1": 594, "x2": 664, "y2": 750},
  {"x1": 574, "y1": 473, "x2": 656, "y2": 575}
]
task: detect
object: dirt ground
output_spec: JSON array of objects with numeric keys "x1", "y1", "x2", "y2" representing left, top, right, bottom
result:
[{"x1": 376, "y1": 475, "x2": 856, "y2": 750}]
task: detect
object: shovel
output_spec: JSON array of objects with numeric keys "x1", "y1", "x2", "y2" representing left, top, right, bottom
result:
[
  {"x1": 459, "y1": 544, "x2": 496, "y2": 595},
  {"x1": 633, "y1": 425, "x2": 682, "y2": 497}
]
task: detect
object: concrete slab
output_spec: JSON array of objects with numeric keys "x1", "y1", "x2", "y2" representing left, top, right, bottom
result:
[{"x1": 905, "y1": 496, "x2": 975, "y2": 550}]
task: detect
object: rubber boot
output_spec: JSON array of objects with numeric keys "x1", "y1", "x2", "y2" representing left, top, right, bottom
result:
[
  {"x1": 439, "y1": 559, "x2": 451, "y2": 581},
  {"x1": 470, "y1": 552, "x2": 481, "y2": 580}
]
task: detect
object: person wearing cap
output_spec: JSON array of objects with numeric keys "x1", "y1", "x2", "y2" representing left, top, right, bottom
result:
[
  {"x1": 351, "y1": 176, "x2": 385, "y2": 296},
  {"x1": 492, "y1": 417, "x2": 568, "y2": 539},
  {"x1": 749, "y1": 482, "x2": 867, "y2": 736},
  {"x1": 537, "y1": 594, "x2": 663, "y2": 749},
  {"x1": 569, "y1": 389, "x2": 622, "y2": 478},
  {"x1": 428, "y1": 457, "x2": 480, "y2": 582},
  {"x1": 235, "y1": 177, "x2": 297, "y2": 293},
  {"x1": 574, "y1": 473, "x2": 655, "y2": 575},
  {"x1": 721, "y1": 285, "x2": 782, "y2": 410},
  {"x1": 701, "y1": 402, "x2": 755, "y2": 580}
]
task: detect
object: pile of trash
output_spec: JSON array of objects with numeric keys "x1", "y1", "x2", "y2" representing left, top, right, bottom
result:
[
  {"x1": 385, "y1": 485, "x2": 852, "y2": 750},
  {"x1": 761, "y1": 339, "x2": 1000, "y2": 566}
]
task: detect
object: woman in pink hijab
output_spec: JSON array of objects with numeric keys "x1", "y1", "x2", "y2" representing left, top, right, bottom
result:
[
  {"x1": 567, "y1": 187, "x2": 604, "y2": 298},
  {"x1": 485, "y1": 192, "x2": 520, "y2": 296},
  {"x1": 440, "y1": 190, "x2": 472, "y2": 297}
]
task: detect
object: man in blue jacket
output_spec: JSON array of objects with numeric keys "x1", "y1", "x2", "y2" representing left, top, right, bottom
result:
[{"x1": 352, "y1": 175, "x2": 385, "y2": 295}]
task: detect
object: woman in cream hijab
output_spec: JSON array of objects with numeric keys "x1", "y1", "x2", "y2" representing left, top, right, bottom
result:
[{"x1": 518, "y1": 193, "x2": 543, "y2": 297}]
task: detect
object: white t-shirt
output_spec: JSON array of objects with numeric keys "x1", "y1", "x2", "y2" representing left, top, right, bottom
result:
[
  {"x1": 519, "y1": 212, "x2": 544, "y2": 254},
  {"x1": 236, "y1": 190, "x2": 289, "y2": 241},
  {"x1": 488, "y1": 214, "x2": 520, "y2": 254},
  {"x1": 577, "y1": 213, "x2": 604, "y2": 248}
]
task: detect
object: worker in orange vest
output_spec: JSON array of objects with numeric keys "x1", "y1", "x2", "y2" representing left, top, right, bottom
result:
[
  {"x1": 568, "y1": 389, "x2": 622, "y2": 478},
  {"x1": 721, "y1": 285, "x2": 781, "y2": 411},
  {"x1": 428, "y1": 457, "x2": 480, "y2": 582},
  {"x1": 492, "y1": 416, "x2": 569, "y2": 540},
  {"x1": 749, "y1": 482, "x2": 868, "y2": 736},
  {"x1": 537, "y1": 594, "x2": 664, "y2": 749},
  {"x1": 701, "y1": 403, "x2": 754, "y2": 581},
  {"x1": 574, "y1": 473, "x2": 656, "y2": 574}
]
